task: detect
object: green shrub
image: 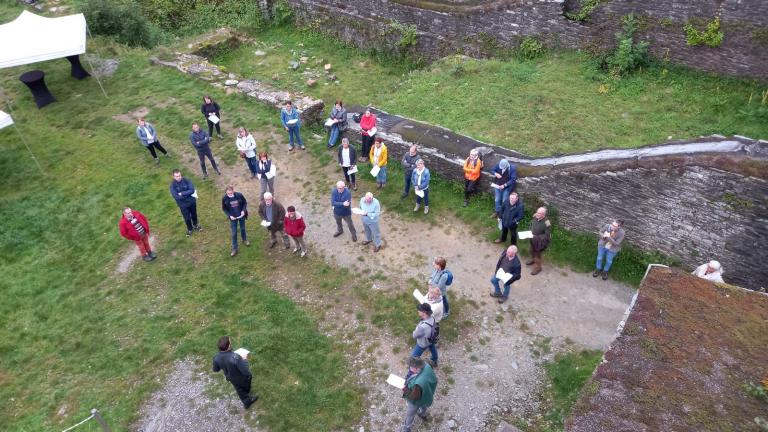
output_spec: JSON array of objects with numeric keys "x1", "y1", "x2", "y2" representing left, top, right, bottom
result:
[
  {"x1": 565, "y1": 0, "x2": 605, "y2": 22},
  {"x1": 684, "y1": 17, "x2": 724, "y2": 47},
  {"x1": 518, "y1": 37, "x2": 545, "y2": 60},
  {"x1": 139, "y1": 0, "x2": 266, "y2": 36},
  {"x1": 601, "y1": 14, "x2": 650, "y2": 78},
  {"x1": 82, "y1": 0, "x2": 162, "y2": 48}
]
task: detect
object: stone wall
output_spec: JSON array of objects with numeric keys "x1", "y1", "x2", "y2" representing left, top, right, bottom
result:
[{"x1": 285, "y1": 0, "x2": 768, "y2": 78}]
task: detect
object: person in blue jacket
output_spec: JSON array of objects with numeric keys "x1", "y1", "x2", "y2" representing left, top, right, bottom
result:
[
  {"x1": 412, "y1": 159, "x2": 431, "y2": 215},
  {"x1": 169, "y1": 169, "x2": 201, "y2": 237},
  {"x1": 280, "y1": 100, "x2": 304, "y2": 151},
  {"x1": 331, "y1": 180, "x2": 357, "y2": 241},
  {"x1": 495, "y1": 192, "x2": 524, "y2": 245},
  {"x1": 490, "y1": 159, "x2": 517, "y2": 218}
]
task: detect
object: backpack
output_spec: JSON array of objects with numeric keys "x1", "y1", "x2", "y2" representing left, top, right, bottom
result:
[
  {"x1": 444, "y1": 270, "x2": 453, "y2": 286},
  {"x1": 425, "y1": 320, "x2": 440, "y2": 345}
]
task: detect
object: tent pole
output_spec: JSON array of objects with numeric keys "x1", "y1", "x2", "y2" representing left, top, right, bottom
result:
[
  {"x1": 2, "y1": 92, "x2": 45, "y2": 176},
  {"x1": 85, "y1": 25, "x2": 108, "y2": 98}
]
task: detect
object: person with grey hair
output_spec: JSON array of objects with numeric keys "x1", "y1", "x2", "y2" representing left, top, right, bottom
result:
[
  {"x1": 490, "y1": 245, "x2": 522, "y2": 303},
  {"x1": 692, "y1": 260, "x2": 724, "y2": 283},
  {"x1": 411, "y1": 159, "x2": 431, "y2": 214},
  {"x1": 401, "y1": 145, "x2": 419, "y2": 199},
  {"x1": 490, "y1": 158, "x2": 517, "y2": 218},
  {"x1": 528, "y1": 207, "x2": 551, "y2": 275},
  {"x1": 257, "y1": 192, "x2": 290, "y2": 249},
  {"x1": 359, "y1": 191, "x2": 382, "y2": 252},
  {"x1": 593, "y1": 219, "x2": 625, "y2": 280},
  {"x1": 331, "y1": 181, "x2": 357, "y2": 241},
  {"x1": 400, "y1": 356, "x2": 438, "y2": 432}
]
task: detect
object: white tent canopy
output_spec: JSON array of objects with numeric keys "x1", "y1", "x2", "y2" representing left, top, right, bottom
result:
[
  {"x1": 0, "y1": 110, "x2": 12, "y2": 129},
  {"x1": 0, "y1": 11, "x2": 86, "y2": 69}
]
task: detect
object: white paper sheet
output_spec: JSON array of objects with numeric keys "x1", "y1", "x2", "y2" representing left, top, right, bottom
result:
[
  {"x1": 234, "y1": 348, "x2": 250, "y2": 359},
  {"x1": 260, "y1": 220, "x2": 271, "y2": 227},
  {"x1": 370, "y1": 165, "x2": 380, "y2": 177},
  {"x1": 490, "y1": 183, "x2": 501, "y2": 189},
  {"x1": 347, "y1": 165, "x2": 358, "y2": 174},
  {"x1": 415, "y1": 189, "x2": 424, "y2": 198},
  {"x1": 518, "y1": 230, "x2": 533, "y2": 239},
  {"x1": 387, "y1": 374, "x2": 405, "y2": 389},
  {"x1": 495, "y1": 267, "x2": 513, "y2": 283},
  {"x1": 368, "y1": 127, "x2": 377, "y2": 136},
  {"x1": 191, "y1": 190, "x2": 199, "y2": 199},
  {"x1": 287, "y1": 118, "x2": 299, "y2": 125},
  {"x1": 207, "y1": 114, "x2": 220, "y2": 124},
  {"x1": 324, "y1": 118, "x2": 334, "y2": 127},
  {"x1": 265, "y1": 165, "x2": 276, "y2": 180},
  {"x1": 412, "y1": 289, "x2": 427, "y2": 304},
  {"x1": 352, "y1": 207, "x2": 366, "y2": 215}
]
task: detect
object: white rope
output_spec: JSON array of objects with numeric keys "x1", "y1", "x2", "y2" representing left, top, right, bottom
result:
[
  {"x1": 85, "y1": 25, "x2": 108, "y2": 98},
  {"x1": 3, "y1": 94, "x2": 45, "y2": 176},
  {"x1": 60, "y1": 413, "x2": 95, "y2": 432}
]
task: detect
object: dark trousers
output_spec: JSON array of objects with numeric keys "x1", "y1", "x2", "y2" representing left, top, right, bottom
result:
[
  {"x1": 206, "y1": 119, "x2": 221, "y2": 136},
  {"x1": 416, "y1": 189, "x2": 429, "y2": 206},
  {"x1": 334, "y1": 214, "x2": 357, "y2": 236},
  {"x1": 179, "y1": 202, "x2": 198, "y2": 231},
  {"x1": 464, "y1": 179, "x2": 479, "y2": 200},
  {"x1": 245, "y1": 156, "x2": 257, "y2": 175},
  {"x1": 197, "y1": 148, "x2": 218, "y2": 175},
  {"x1": 231, "y1": 379, "x2": 252, "y2": 406},
  {"x1": 342, "y1": 166, "x2": 356, "y2": 185},
  {"x1": 145, "y1": 141, "x2": 167, "y2": 159},
  {"x1": 361, "y1": 135, "x2": 374, "y2": 159},
  {"x1": 403, "y1": 171, "x2": 413, "y2": 195},
  {"x1": 500, "y1": 223, "x2": 518, "y2": 245},
  {"x1": 442, "y1": 294, "x2": 450, "y2": 316}
]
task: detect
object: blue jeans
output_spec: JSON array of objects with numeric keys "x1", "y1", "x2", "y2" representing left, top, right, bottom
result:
[
  {"x1": 375, "y1": 166, "x2": 387, "y2": 184},
  {"x1": 494, "y1": 187, "x2": 510, "y2": 214},
  {"x1": 416, "y1": 188, "x2": 429, "y2": 206},
  {"x1": 403, "y1": 171, "x2": 412, "y2": 195},
  {"x1": 230, "y1": 218, "x2": 247, "y2": 249},
  {"x1": 491, "y1": 274, "x2": 519, "y2": 298},
  {"x1": 287, "y1": 126, "x2": 303, "y2": 148},
  {"x1": 442, "y1": 294, "x2": 449, "y2": 316},
  {"x1": 411, "y1": 343, "x2": 438, "y2": 364},
  {"x1": 328, "y1": 125, "x2": 340, "y2": 147},
  {"x1": 596, "y1": 245, "x2": 618, "y2": 272},
  {"x1": 244, "y1": 157, "x2": 257, "y2": 175},
  {"x1": 363, "y1": 220, "x2": 382, "y2": 246}
]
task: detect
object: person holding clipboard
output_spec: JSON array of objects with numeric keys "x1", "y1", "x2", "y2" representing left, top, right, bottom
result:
[{"x1": 201, "y1": 95, "x2": 223, "y2": 139}]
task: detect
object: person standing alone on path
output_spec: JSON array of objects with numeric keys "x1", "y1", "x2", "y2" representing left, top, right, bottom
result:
[
  {"x1": 401, "y1": 145, "x2": 419, "y2": 199},
  {"x1": 496, "y1": 192, "x2": 524, "y2": 245},
  {"x1": 331, "y1": 181, "x2": 358, "y2": 241},
  {"x1": 189, "y1": 122, "x2": 220, "y2": 178},
  {"x1": 594, "y1": 219, "x2": 625, "y2": 280},
  {"x1": 280, "y1": 101, "x2": 304, "y2": 151},
  {"x1": 257, "y1": 192, "x2": 290, "y2": 249},
  {"x1": 169, "y1": 169, "x2": 201, "y2": 237},
  {"x1": 400, "y1": 357, "x2": 438, "y2": 432},
  {"x1": 235, "y1": 127, "x2": 257, "y2": 178},
  {"x1": 201, "y1": 95, "x2": 223, "y2": 139},
  {"x1": 284, "y1": 205, "x2": 308, "y2": 257},
  {"x1": 135, "y1": 118, "x2": 169, "y2": 164},
  {"x1": 490, "y1": 245, "x2": 522, "y2": 303},
  {"x1": 462, "y1": 149, "x2": 483, "y2": 207},
  {"x1": 429, "y1": 257, "x2": 451, "y2": 319},
  {"x1": 527, "y1": 207, "x2": 551, "y2": 275},
  {"x1": 118, "y1": 207, "x2": 156, "y2": 262},
  {"x1": 411, "y1": 303, "x2": 438, "y2": 366},
  {"x1": 221, "y1": 186, "x2": 250, "y2": 257},
  {"x1": 360, "y1": 192, "x2": 382, "y2": 252},
  {"x1": 212, "y1": 336, "x2": 258, "y2": 409}
]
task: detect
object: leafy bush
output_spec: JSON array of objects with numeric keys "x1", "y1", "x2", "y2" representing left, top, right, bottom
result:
[
  {"x1": 565, "y1": 0, "x2": 605, "y2": 22},
  {"x1": 601, "y1": 14, "x2": 650, "y2": 78},
  {"x1": 518, "y1": 37, "x2": 545, "y2": 60},
  {"x1": 684, "y1": 17, "x2": 724, "y2": 48},
  {"x1": 82, "y1": 0, "x2": 162, "y2": 48},
  {"x1": 138, "y1": 0, "x2": 267, "y2": 36}
]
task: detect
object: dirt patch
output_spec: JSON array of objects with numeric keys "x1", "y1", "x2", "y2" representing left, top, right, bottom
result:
[
  {"x1": 115, "y1": 236, "x2": 158, "y2": 274},
  {"x1": 113, "y1": 107, "x2": 151, "y2": 123}
]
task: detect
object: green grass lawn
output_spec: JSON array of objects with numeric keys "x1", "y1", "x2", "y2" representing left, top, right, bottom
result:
[
  {"x1": 213, "y1": 26, "x2": 768, "y2": 156},
  {"x1": 0, "y1": 40, "x2": 361, "y2": 431}
]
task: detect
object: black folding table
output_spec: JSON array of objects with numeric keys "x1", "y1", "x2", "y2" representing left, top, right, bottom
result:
[{"x1": 19, "y1": 70, "x2": 56, "y2": 108}]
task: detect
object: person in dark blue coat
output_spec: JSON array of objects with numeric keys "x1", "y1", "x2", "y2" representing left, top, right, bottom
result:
[
  {"x1": 221, "y1": 185, "x2": 250, "y2": 256},
  {"x1": 331, "y1": 180, "x2": 357, "y2": 241},
  {"x1": 495, "y1": 192, "x2": 524, "y2": 245},
  {"x1": 169, "y1": 169, "x2": 201, "y2": 237},
  {"x1": 490, "y1": 159, "x2": 517, "y2": 218}
]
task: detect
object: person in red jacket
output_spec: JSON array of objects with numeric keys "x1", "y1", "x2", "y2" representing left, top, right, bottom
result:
[
  {"x1": 359, "y1": 109, "x2": 377, "y2": 162},
  {"x1": 119, "y1": 207, "x2": 156, "y2": 262},
  {"x1": 284, "y1": 205, "x2": 308, "y2": 257}
]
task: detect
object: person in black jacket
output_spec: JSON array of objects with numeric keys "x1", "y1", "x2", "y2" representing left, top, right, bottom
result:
[
  {"x1": 212, "y1": 336, "x2": 258, "y2": 409},
  {"x1": 189, "y1": 123, "x2": 220, "y2": 178},
  {"x1": 495, "y1": 192, "x2": 524, "y2": 245},
  {"x1": 489, "y1": 245, "x2": 521, "y2": 303},
  {"x1": 221, "y1": 186, "x2": 250, "y2": 257},
  {"x1": 201, "y1": 95, "x2": 223, "y2": 139},
  {"x1": 169, "y1": 169, "x2": 201, "y2": 236},
  {"x1": 337, "y1": 138, "x2": 358, "y2": 190}
]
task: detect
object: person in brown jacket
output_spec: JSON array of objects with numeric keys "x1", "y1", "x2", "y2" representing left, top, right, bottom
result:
[
  {"x1": 527, "y1": 207, "x2": 551, "y2": 275},
  {"x1": 257, "y1": 192, "x2": 290, "y2": 249}
]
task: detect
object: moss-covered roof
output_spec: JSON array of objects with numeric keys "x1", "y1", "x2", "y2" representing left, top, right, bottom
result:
[{"x1": 566, "y1": 266, "x2": 768, "y2": 432}]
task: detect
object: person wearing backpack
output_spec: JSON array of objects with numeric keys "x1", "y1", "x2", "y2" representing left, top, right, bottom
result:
[
  {"x1": 429, "y1": 257, "x2": 452, "y2": 319},
  {"x1": 411, "y1": 303, "x2": 438, "y2": 366}
]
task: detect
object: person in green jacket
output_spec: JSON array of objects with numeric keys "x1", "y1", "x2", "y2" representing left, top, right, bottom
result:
[{"x1": 401, "y1": 357, "x2": 438, "y2": 432}]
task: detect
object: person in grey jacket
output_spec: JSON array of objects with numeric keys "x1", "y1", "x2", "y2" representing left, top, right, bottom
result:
[
  {"x1": 593, "y1": 219, "x2": 625, "y2": 280},
  {"x1": 411, "y1": 303, "x2": 438, "y2": 366},
  {"x1": 189, "y1": 122, "x2": 220, "y2": 178},
  {"x1": 135, "y1": 118, "x2": 169, "y2": 163},
  {"x1": 401, "y1": 145, "x2": 419, "y2": 199},
  {"x1": 212, "y1": 336, "x2": 258, "y2": 409},
  {"x1": 327, "y1": 100, "x2": 347, "y2": 148}
]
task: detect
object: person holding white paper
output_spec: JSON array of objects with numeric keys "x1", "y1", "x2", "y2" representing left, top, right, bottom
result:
[
  {"x1": 490, "y1": 245, "x2": 521, "y2": 303},
  {"x1": 254, "y1": 152, "x2": 275, "y2": 200},
  {"x1": 429, "y1": 257, "x2": 452, "y2": 319},
  {"x1": 359, "y1": 109, "x2": 377, "y2": 162},
  {"x1": 369, "y1": 137, "x2": 388, "y2": 189},
  {"x1": 258, "y1": 192, "x2": 290, "y2": 249},
  {"x1": 462, "y1": 149, "x2": 483, "y2": 207},
  {"x1": 331, "y1": 181, "x2": 357, "y2": 242},
  {"x1": 212, "y1": 336, "x2": 258, "y2": 409},
  {"x1": 360, "y1": 192, "x2": 383, "y2": 252},
  {"x1": 400, "y1": 357, "x2": 438, "y2": 432},
  {"x1": 200, "y1": 95, "x2": 223, "y2": 139},
  {"x1": 412, "y1": 159, "x2": 431, "y2": 215},
  {"x1": 337, "y1": 138, "x2": 358, "y2": 190},
  {"x1": 235, "y1": 127, "x2": 257, "y2": 177},
  {"x1": 280, "y1": 100, "x2": 304, "y2": 151},
  {"x1": 327, "y1": 99, "x2": 347, "y2": 148},
  {"x1": 490, "y1": 159, "x2": 517, "y2": 218},
  {"x1": 527, "y1": 207, "x2": 551, "y2": 276},
  {"x1": 221, "y1": 186, "x2": 250, "y2": 257},
  {"x1": 169, "y1": 169, "x2": 201, "y2": 237}
]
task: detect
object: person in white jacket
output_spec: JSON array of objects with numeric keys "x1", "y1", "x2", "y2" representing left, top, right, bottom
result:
[
  {"x1": 692, "y1": 260, "x2": 724, "y2": 283},
  {"x1": 235, "y1": 127, "x2": 257, "y2": 177},
  {"x1": 426, "y1": 284, "x2": 444, "y2": 323}
]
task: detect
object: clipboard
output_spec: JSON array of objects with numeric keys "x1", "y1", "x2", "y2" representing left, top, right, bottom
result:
[
  {"x1": 370, "y1": 165, "x2": 381, "y2": 177},
  {"x1": 518, "y1": 231, "x2": 533, "y2": 240},
  {"x1": 386, "y1": 374, "x2": 405, "y2": 389},
  {"x1": 207, "y1": 114, "x2": 220, "y2": 124},
  {"x1": 415, "y1": 189, "x2": 424, "y2": 198},
  {"x1": 347, "y1": 165, "x2": 358, "y2": 175}
]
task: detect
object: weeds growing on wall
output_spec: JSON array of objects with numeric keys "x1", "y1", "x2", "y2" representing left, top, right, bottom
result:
[
  {"x1": 684, "y1": 17, "x2": 724, "y2": 48},
  {"x1": 599, "y1": 14, "x2": 650, "y2": 78},
  {"x1": 518, "y1": 37, "x2": 545, "y2": 60},
  {"x1": 565, "y1": 0, "x2": 606, "y2": 22}
]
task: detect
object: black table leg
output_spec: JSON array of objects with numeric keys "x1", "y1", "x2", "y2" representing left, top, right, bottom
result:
[
  {"x1": 19, "y1": 70, "x2": 56, "y2": 109},
  {"x1": 66, "y1": 55, "x2": 90, "y2": 80}
]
